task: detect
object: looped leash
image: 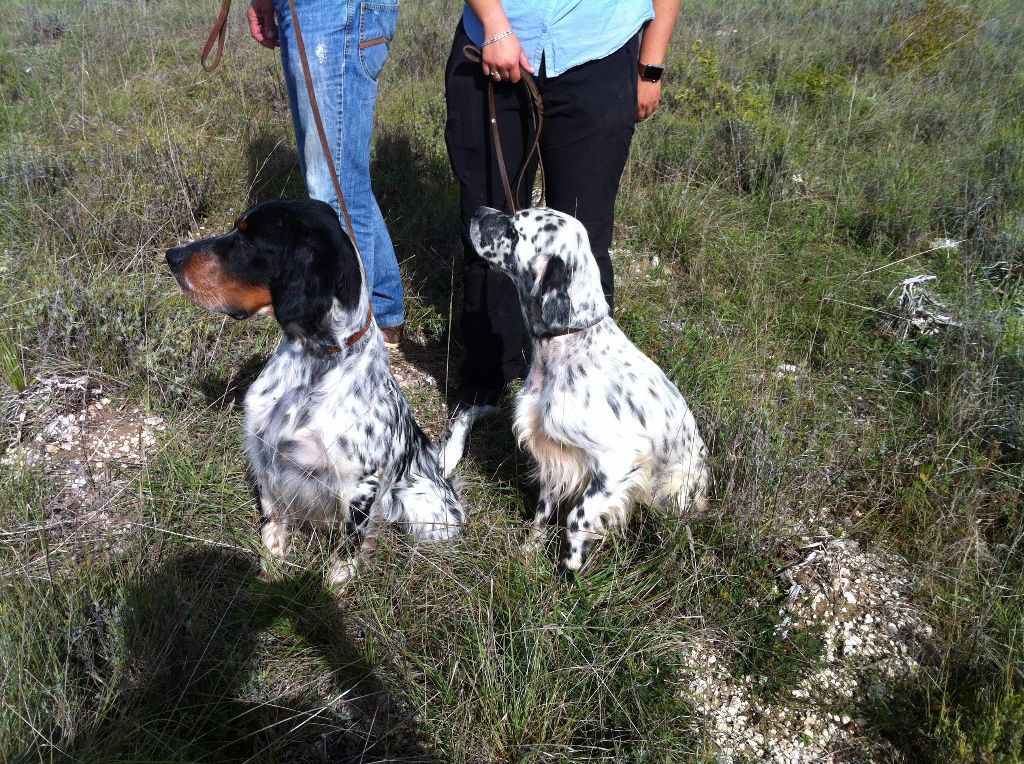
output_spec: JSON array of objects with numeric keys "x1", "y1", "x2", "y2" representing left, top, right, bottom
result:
[
  {"x1": 200, "y1": 0, "x2": 233, "y2": 72},
  {"x1": 462, "y1": 45, "x2": 545, "y2": 214},
  {"x1": 200, "y1": 0, "x2": 367, "y2": 287}
]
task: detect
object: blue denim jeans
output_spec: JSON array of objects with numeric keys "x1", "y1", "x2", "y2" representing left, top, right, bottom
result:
[{"x1": 274, "y1": 0, "x2": 404, "y2": 328}]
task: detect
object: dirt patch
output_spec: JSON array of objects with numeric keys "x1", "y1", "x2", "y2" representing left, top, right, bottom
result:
[
  {"x1": 2, "y1": 375, "x2": 166, "y2": 544},
  {"x1": 681, "y1": 538, "x2": 931, "y2": 762}
]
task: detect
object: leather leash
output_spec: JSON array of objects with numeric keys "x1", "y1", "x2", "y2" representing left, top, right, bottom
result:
[
  {"x1": 200, "y1": 0, "x2": 232, "y2": 72},
  {"x1": 200, "y1": 0, "x2": 366, "y2": 287},
  {"x1": 462, "y1": 45, "x2": 545, "y2": 213}
]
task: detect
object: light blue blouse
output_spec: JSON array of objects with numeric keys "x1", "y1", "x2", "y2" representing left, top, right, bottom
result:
[{"x1": 463, "y1": 1, "x2": 655, "y2": 77}]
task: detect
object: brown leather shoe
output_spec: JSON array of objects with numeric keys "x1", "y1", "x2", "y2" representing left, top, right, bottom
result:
[{"x1": 379, "y1": 323, "x2": 404, "y2": 350}]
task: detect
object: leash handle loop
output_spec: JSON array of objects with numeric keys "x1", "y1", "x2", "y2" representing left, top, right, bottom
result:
[{"x1": 201, "y1": 0, "x2": 233, "y2": 72}]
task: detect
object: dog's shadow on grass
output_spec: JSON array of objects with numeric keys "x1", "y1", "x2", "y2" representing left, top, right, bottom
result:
[{"x1": 57, "y1": 548, "x2": 433, "y2": 762}]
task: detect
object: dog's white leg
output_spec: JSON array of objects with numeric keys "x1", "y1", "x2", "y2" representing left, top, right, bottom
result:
[
  {"x1": 259, "y1": 498, "x2": 289, "y2": 580},
  {"x1": 328, "y1": 557, "x2": 359, "y2": 588},
  {"x1": 660, "y1": 440, "x2": 710, "y2": 515},
  {"x1": 559, "y1": 465, "x2": 637, "y2": 575},
  {"x1": 327, "y1": 474, "x2": 383, "y2": 589},
  {"x1": 440, "y1": 404, "x2": 499, "y2": 477},
  {"x1": 329, "y1": 513, "x2": 387, "y2": 588},
  {"x1": 523, "y1": 487, "x2": 559, "y2": 549}
]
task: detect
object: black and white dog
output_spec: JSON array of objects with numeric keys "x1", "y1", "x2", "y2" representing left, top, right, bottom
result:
[
  {"x1": 452, "y1": 206, "x2": 709, "y2": 573},
  {"x1": 166, "y1": 199, "x2": 464, "y2": 585}
]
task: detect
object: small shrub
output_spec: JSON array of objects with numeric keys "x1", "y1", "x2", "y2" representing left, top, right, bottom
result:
[
  {"x1": 25, "y1": 7, "x2": 66, "y2": 45},
  {"x1": 888, "y1": 0, "x2": 979, "y2": 71},
  {"x1": 669, "y1": 40, "x2": 771, "y2": 129},
  {"x1": 782, "y1": 62, "x2": 851, "y2": 104}
]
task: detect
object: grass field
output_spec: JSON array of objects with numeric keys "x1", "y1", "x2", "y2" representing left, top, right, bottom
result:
[{"x1": 1, "y1": 0, "x2": 1023, "y2": 760}]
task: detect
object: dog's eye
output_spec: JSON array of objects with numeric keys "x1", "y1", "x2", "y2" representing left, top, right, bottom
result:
[{"x1": 235, "y1": 217, "x2": 248, "y2": 232}]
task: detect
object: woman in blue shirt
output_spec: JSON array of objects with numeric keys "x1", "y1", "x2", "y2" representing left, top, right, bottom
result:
[{"x1": 445, "y1": 0, "x2": 680, "y2": 410}]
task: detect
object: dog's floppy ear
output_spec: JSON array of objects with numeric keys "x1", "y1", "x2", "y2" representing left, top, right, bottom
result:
[
  {"x1": 536, "y1": 255, "x2": 571, "y2": 333},
  {"x1": 272, "y1": 228, "x2": 362, "y2": 352}
]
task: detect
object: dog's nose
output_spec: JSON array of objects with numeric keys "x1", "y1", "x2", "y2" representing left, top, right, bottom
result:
[{"x1": 166, "y1": 245, "x2": 189, "y2": 270}]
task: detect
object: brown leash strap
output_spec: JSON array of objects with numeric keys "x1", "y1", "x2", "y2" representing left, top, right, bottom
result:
[
  {"x1": 285, "y1": 0, "x2": 364, "y2": 270},
  {"x1": 463, "y1": 45, "x2": 545, "y2": 213},
  {"x1": 200, "y1": 0, "x2": 233, "y2": 72},
  {"x1": 200, "y1": 0, "x2": 366, "y2": 280}
]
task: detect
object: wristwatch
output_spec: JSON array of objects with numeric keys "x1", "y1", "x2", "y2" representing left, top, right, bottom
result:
[{"x1": 638, "y1": 62, "x2": 665, "y2": 83}]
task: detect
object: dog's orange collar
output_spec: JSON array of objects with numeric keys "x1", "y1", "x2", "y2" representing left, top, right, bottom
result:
[{"x1": 325, "y1": 306, "x2": 374, "y2": 354}]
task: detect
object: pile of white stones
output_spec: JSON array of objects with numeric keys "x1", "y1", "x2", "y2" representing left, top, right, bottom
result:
[
  {"x1": 2, "y1": 375, "x2": 166, "y2": 531},
  {"x1": 681, "y1": 538, "x2": 932, "y2": 762}
]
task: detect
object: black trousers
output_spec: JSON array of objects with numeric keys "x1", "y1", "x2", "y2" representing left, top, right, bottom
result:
[{"x1": 444, "y1": 23, "x2": 640, "y2": 404}]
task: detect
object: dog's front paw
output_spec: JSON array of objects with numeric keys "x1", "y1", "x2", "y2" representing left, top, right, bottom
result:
[
  {"x1": 328, "y1": 557, "x2": 359, "y2": 590},
  {"x1": 555, "y1": 560, "x2": 580, "y2": 583},
  {"x1": 258, "y1": 554, "x2": 287, "y2": 584},
  {"x1": 520, "y1": 526, "x2": 551, "y2": 554}
]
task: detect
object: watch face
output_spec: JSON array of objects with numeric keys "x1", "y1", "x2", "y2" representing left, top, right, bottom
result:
[{"x1": 639, "y1": 64, "x2": 664, "y2": 82}]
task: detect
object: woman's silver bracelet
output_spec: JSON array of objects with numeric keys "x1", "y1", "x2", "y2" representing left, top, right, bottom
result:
[{"x1": 482, "y1": 28, "x2": 515, "y2": 47}]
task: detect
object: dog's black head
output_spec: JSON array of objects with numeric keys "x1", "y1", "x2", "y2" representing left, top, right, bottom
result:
[
  {"x1": 166, "y1": 199, "x2": 363, "y2": 347},
  {"x1": 470, "y1": 206, "x2": 607, "y2": 336}
]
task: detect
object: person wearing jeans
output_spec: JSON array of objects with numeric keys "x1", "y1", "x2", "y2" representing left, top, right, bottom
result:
[
  {"x1": 248, "y1": 0, "x2": 405, "y2": 344},
  {"x1": 445, "y1": 0, "x2": 680, "y2": 409}
]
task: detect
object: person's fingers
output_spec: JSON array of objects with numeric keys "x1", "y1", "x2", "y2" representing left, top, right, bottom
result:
[
  {"x1": 247, "y1": 5, "x2": 263, "y2": 42},
  {"x1": 519, "y1": 50, "x2": 534, "y2": 74},
  {"x1": 247, "y1": 3, "x2": 279, "y2": 48},
  {"x1": 262, "y1": 9, "x2": 278, "y2": 47},
  {"x1": 636, "y1": 81, "x2": 662, "y2": 121},
  {"x1": 481, "y1": 36, "x2": 527, "y2": 83}
]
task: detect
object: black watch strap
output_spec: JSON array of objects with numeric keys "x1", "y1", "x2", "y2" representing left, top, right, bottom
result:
[{"x1": 638, "y1": 62, "x2": 665, "y2": 83}]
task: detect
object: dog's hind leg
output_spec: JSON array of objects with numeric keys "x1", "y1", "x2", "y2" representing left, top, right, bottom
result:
[
  {"x1": 393, "y1": 469, "x2": 465, "y2": 543},
  {"x1": 659, "y1": 444, "x2": 710, "y2": 515}
]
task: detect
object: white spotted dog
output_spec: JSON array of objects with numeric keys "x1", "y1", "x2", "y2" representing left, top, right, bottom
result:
[
  {"x1": 166, "y1": 199, "x2": 465, "y2": 586},
  {"x1": 464, "y1": 206, "x2": 709, "y2": 575}
]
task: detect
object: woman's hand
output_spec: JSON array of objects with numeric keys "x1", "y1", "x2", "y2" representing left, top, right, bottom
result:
[
  {"x1": 248, "y1": 0, "x2": 279, "y2": 49},
  {"x1": 480, "y1": 31, "x2": 533, "y2": 83},
  {"x1": 637, "y1": 79, "x2": 662, "y2": 121}
]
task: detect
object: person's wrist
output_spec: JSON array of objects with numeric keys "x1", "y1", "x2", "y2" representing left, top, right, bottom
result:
[
  {"x1": 638, "y1": 62, "x2": 666, "y2": 83},
  {"x1": 479, "y1": 11, "x2": 512, "y2": 35}
]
